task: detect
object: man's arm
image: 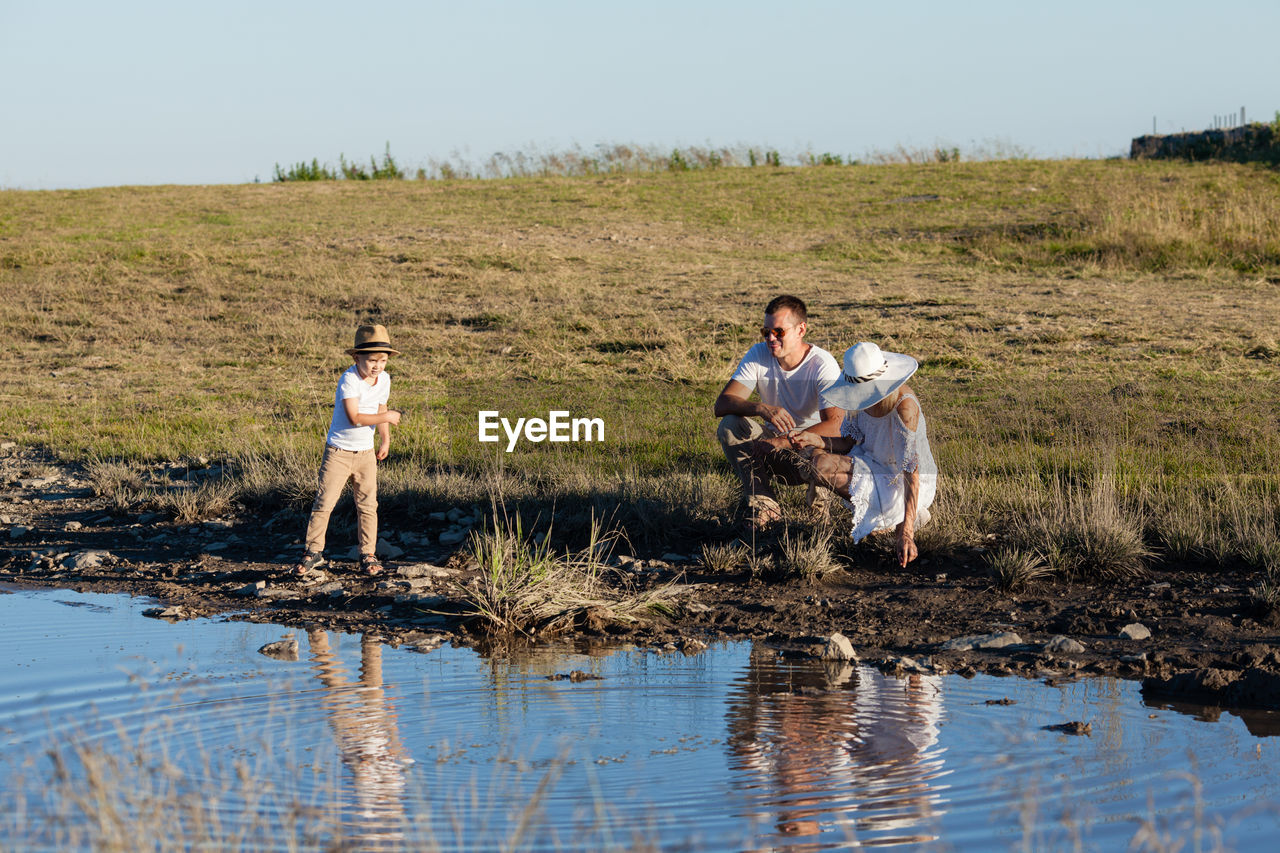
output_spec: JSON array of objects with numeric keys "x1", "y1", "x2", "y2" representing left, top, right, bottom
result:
[
  {"x1": 799, "y1": 406, "x2": 843, "y2": 437},
  {"x1": 714, "y1": 379, "x2": 797, "y2": 434}
]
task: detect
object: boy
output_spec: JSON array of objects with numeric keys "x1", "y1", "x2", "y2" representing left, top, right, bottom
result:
[{"x1": 294, "y1": 324, "x2": 402, "y2": 577}]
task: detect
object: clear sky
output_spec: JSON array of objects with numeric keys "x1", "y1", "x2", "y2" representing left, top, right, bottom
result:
[{"x1": 3, "y1": 0, "x2": 1277, "y2": 189}]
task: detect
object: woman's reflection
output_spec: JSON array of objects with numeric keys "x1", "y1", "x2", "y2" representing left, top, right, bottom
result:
[{"x1": 727, "y1": 644, "x2": 947, "y2": 848}]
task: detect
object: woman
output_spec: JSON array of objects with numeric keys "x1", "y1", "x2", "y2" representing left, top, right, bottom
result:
[{"x1": 790, "y1": 341, "x2": 938, "y2": 567}]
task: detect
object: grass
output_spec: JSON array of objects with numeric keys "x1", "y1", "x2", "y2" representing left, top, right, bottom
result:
[
  {"x1": 2, "y1": 157, "x2": 1278, "y2": 577},
  {"x1": 986, "y1": 548, "x2": 1052, "y2": 592},
  {"x1": 777, "y1": 526, "x2": 839, "y2": 581},
  {"x1": 454, "y1": 514, "x2": 677, "y2": 635}
]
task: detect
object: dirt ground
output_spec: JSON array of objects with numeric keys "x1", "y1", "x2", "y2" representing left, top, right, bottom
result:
[{"x1": 3, "y1": 445, "x2": 1279, "y2": 717}]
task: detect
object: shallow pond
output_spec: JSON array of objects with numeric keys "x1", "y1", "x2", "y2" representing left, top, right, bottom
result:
[{"x1": 2, "y1": 583, "x2": 1279, "y2": 851}]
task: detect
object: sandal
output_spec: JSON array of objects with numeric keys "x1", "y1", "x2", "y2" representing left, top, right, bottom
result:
[
  {"x1": 360, "y1": 554, "x2": 384, "y2": 577},
  {"x1": 294, "y1": 551, "x2": 326, "y2": 575},
  {"x1": 747, "y1": 503, "x2": 783, "y2": 532}
]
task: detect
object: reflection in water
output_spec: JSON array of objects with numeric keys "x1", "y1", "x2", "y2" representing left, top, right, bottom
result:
[
  {"x1": 307, "y1": 631, "x2": 411, "y2": 846},
  {"x1": 727, "y1": 645, "x2": 948, "y2": 848}
]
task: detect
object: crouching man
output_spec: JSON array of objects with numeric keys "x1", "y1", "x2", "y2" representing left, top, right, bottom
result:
[{"x1": 714, "y1": 295, "x2": 842, "y2": 529}]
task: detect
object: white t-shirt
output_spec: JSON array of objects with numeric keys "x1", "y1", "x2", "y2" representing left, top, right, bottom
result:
[
  {"x1": 325, "y1": 365, "x2": 391, "y2": 451},
  {"x1": 729, "y1": 342, "x2": 841, "y2": 433}
]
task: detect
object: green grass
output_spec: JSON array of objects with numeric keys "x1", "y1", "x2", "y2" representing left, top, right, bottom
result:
[{"x1": 2, "y1": 158, "x2": 1278, "y2": 571}]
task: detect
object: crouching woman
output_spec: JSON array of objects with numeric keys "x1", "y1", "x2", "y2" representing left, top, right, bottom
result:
[{"x1": 790, "y1": 342, "x2": 938, "y2": 567}]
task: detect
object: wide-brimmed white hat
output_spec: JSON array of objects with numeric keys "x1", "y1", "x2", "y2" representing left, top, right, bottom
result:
[{"x1": 823, "y1": 342, "x2": 918, "y2": 410}]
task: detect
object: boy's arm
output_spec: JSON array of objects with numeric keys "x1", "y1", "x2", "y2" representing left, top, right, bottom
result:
[
  {"x1": 342, "y1": 398, "x2": 401, "y2": 427},
  {"x1": 375, "y1": 405, "x2": 392, "y2": 460}
]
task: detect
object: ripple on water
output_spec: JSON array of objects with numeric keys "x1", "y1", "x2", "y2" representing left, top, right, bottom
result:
[{"x1": 3, "y1": 585, "x2": 1280, "y2": 850}]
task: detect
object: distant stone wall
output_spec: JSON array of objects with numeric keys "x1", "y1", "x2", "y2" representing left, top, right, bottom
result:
[{"x1": 1130, "y1": 124, "x2": 1280, "y2": 163}]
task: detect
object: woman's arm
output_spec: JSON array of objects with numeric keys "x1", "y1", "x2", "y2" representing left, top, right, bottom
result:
[{"x1": 895, "y1": 467, "x2": 920, "y2": 567}]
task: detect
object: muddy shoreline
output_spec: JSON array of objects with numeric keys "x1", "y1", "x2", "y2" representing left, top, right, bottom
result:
[{"x1": 3, "y1": 446, "x2": 1279, "y2": 713}]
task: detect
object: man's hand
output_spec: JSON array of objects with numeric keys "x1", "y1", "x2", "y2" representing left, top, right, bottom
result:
[
  {"x1": 758, "y1": 403, "x2": 796, "y2": 435},
  {"x1": 748, "y1": 435, "x2": 791, "y2": 457}
]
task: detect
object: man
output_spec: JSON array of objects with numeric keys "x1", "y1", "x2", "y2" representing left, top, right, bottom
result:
[{"x1": 714, "y1": 295, "x2": 843, "y2": 527}]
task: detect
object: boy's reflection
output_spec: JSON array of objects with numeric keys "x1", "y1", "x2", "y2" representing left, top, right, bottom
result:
[
  {"x1": 307, "y1": 630, "x2": 410, "y2": 845},
  {"x1": 726, "y1": 644, "x2": 947, "y2": 848}
]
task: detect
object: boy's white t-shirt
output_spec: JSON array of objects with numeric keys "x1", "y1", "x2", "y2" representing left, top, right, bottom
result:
[
  {"x1": 325, "y1": 365, "x2": 390, "y2": 451},
  {"x1": 729, "y1": 342, "x2": 841, "y2": 433}
]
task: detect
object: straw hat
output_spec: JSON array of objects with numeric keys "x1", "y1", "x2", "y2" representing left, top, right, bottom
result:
[
  {"x1": 823, "y1": 342, "x2": 918, "y2": 410},
  {"x1": 345, "y1": 324, "x2": 401, "y2": 356}
]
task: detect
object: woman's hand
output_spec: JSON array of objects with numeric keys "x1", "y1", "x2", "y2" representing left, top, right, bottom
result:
[{"x1": 895, "y1": 528, "x2": 918, "y2": 567}]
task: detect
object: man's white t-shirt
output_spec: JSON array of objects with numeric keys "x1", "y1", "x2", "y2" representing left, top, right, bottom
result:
[
  {"x1": 325, "y1": 365, "x2": 391, "y2": 451},
  {"x1": 729, "y1": 342, "x2": 841, "y2": 433}
]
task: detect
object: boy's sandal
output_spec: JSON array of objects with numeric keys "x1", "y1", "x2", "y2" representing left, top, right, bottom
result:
[
  {"x1": 294, "y1": 552, "x2": 326, "y2": 575},
  {"x1": 360, "y1": 554, "x2": 385, "y2": 577}
]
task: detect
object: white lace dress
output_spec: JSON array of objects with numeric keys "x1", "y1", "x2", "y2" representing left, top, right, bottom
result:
[{"x1": 839, "y1": 392, "x2": 938, "y2": 542}]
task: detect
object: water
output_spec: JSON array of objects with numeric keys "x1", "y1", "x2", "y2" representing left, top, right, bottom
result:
[{"x1": 2, "y1": 583, "x2": 1279, "y2": 851}]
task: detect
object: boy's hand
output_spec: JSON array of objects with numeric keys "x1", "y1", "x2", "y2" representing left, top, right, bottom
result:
[
  {"x1": 377, "y1": 439, "x2": 391, "y2": 460},
  {"x1": 789, "y1": 431, "x2": 822, "y2": 450},
  {"x1": 385, "y1": 409, "x2": 402, "y2": 426}
]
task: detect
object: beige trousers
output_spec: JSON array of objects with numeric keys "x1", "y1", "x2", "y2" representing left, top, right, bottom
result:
[
  {"x1": 304, "y1": 445, "x2": 378, "y2": 555},
  {"x1": 716, "y1": 414, "x2": 830, "y2": 511}
]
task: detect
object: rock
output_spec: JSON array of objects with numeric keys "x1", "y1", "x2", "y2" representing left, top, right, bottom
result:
[
  {"x1": 236, "y1": 580, "x2": 267, "y2": 596},
  {"x1": 0, "y1": 441, "x2": 15, "y2": 450},
  {"x1": 680, "y1": 637, "x2": 708, "y2": 655},
  {"x1": 1043, "y1": 721, "x2": 1092, "y2": 736},
  {"x1": 820, "y1": 632, "x2": 858, "y2": 661},
  {"x1": 316, "y1": 582, "x2": 343, "y2": 595},
  {"x1": 142, "y1": 605, "x2": 185, "y2": 620},
  {"x1": 257, "y1": 636, "x2": 299, "y2": 661},
  {"x1": 547, "y1": 670, "x2": 603, "y2": 682},
  {"x1": 63, "y1": 520, "x2": 83, "y2": 532},
  {"x1": 204, "y1": 542, "x2": 228, "y2": 552},
  {"x1": 894, "y1": 656, "x2": 930, "y2": 673},
  {"x1": 19, "y1": 477, "x2": 57, "y2": 489},
  {"x1": 820, "y1": 661, "x2": 855, "y2": 687},
  {"x1": 255, "y1": 588, "x2": 295, "y2": 600},
  {"x1": 63, "y1": 549, "x2": 112, "y2": 570},
  {"x1": 446, "y1": 507, "x2": 464, "y2": 522},
  {"x1": 438, "y1": 528, "x2": 468, "y2": 546},
  {"x1": 1044, "y1": 635, "x2": 1086, "y2": 655},
  {"x1": 408, "y1": 635, "x2": 448, "y2": 653},
  {"x1": 940, "y1": 631, "x2": 1024, "y2": 652},
  {"x1": 1119, "y1": 623, "x2": 1152, "y2": 641},
  {"x1": 661, "y1": 552, "x2": 688, "y2": 562},
  {"x1": 9, "y1": 525, "x2": 30, "y2": 539},
  {"x1": 397, "y1": 562, "x2": 452, "y2": 579},
  {"x1": 428, "y1": 511, "x2": 448, "y2": 522},
  {"x1": 376, "y1": 538, "x2": 404, "y2": 559}
]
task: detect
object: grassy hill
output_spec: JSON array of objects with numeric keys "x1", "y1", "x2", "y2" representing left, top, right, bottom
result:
[{"x1": 2, "y1": 158, "x2": 1277, "y2": 570}]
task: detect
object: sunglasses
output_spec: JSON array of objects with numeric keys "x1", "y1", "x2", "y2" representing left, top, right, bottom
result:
[{"x1": 760, "y1": 325, "x2": 797, "y2": 340}]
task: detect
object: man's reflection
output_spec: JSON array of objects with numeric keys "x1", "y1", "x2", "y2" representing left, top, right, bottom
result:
[
  {"x1": 307, "y1": 630, "x2": 410, "y2": 846},
  {"x1": 726, "y1": 644, "x2": 947, "y2": 848}
]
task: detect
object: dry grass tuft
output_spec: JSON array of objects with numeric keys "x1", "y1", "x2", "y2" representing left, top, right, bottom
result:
[
  {"x1": 1010, "y1": 472, "x2": 1152, "y2": 583},
  {"x1": 146, "y1": 480, "x2": 239, "y2": 525},
  {"x1": 700, "y1": 541, "x2": 750, "y2": 574},
  {"x1": 455, "y1": 516, "x2": 676, "y2": 635},
  {"x1": 777, "y1": 527, "x2": 839, "y2": 581},
  {"x1": 986, "y1": 548, "x2": 1052, "y2": 592}
]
